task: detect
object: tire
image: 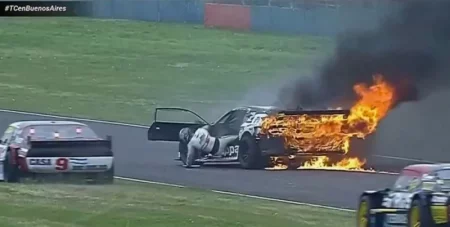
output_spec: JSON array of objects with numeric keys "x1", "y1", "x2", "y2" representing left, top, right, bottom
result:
[
  {"x1": 102, "y1": 164, "x2": 114, "y2": 184},
  {"x1": 408, "y1": 199, "x2": 422, "y2": 227},
  {"x1": 86, "y1": 165, "x2": 114, "y2": 184},
  {"x1": 3, "y1": 151, "x2": 20, "y2": 183},
  {"x1": 238, "y1": 134, "x2": 268, "y2": 169},
  {"x1": 357, "y1": 195, "x2": 373, "y2": 227}
]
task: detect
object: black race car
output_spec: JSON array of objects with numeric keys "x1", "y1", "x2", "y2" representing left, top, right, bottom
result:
[
  {"x1": 147, "y1": 106, "x2": 351, "y2": 169},
  {"x1": 357, "y1": 164, "x2": 450, "y2": 227}
]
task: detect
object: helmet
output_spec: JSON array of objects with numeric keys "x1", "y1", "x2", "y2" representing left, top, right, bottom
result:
[{"x1": 179, "y1": 127, "x2": 193, "y2": 143}]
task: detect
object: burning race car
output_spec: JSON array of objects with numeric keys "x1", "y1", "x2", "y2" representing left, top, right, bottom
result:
[
  {"x1": 357, "y1": 164, "x2": 450, "y2": 227},
  {"x1": 0, "y1": 121, "x2": 114, "y2": 183},
  {"x1": 148, "y1": 75, "x2": 400, "y2": 171},
  {"x1": 148, "y1": 106, "x2": 358, "y2": 169}
]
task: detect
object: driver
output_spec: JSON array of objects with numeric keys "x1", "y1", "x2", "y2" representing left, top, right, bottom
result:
[{"x1": 179, "y1": 126, "x2": 237, "y2": 168}]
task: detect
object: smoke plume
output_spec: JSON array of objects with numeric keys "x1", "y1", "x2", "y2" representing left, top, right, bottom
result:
[{"x1": 283, "y1": 0, "x2": 450, "y2": 109}]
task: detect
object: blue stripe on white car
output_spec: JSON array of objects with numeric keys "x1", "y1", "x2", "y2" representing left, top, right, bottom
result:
[{"x1": 69, "y1": 158, "x2": 88, "y2": 165}]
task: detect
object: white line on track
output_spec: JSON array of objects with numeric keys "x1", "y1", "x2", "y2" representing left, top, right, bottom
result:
[
  {"x1": 210, "y1": 190, "x2": 356, "y2": 212},
  {"x1": 115, "y1": 176, "x2": 355, "y2": 212},
  {"x1": 0, "y1": 109, "x2": 149, "y2": 129},
  {"x1": 0, "y1": 108, "x2": 437, "y2": 212},
  {"x1": 373, "y1": 155, "x2": 436, "y2": 163},
  {"x1": 114, "y1": 176, "x2": 185, "y2": 188}
]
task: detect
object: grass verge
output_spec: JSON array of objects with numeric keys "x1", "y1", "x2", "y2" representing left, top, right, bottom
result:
[
  {"x1": 0, "y1": 17, "x2": 332, "y2": 123},
  {"x1": 0, "y1": 180, "x2": 353, "y2": 227}
]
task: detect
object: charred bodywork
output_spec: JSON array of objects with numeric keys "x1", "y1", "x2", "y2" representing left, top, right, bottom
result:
[
  {"x1": 251, "y1": 109, "x2": 350, "y2": 156},
  {"x1": 0, "y1": 121, "x2": 114, "y2": 183},
  {"x1": 147, "y1": 106, "x2": 351, "y2": 169}
]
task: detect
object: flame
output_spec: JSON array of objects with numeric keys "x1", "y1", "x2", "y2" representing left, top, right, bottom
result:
[
  {"x1": 261, "y1": 74, "x2": 396, "y2": 171},
  {"x1": 300, "y1": 156, "x2": 368, "y2": 171}
]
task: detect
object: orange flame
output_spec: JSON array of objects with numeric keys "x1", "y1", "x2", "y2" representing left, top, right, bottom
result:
[{"x1": 262, "y1": 74, "x2": 396, "y2": 171}]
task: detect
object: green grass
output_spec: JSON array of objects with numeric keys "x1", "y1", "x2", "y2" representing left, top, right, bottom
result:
[
  {"x1": 0, "y1": 17, "x2": 350, "y2": 226},
  {"x1": 0, "y1": 17, "x2": 333, "y2": 123},
  {"x1": 0, "y1": 180, "x2": 353, "y2": 227}
]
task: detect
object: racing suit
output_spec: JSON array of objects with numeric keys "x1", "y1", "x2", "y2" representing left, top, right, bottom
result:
[{"x1": 185, "y1": 127, "x2": 237, "y2": 167}]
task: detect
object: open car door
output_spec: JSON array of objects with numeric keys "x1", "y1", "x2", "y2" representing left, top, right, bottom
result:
[{"x1": 148, "y1": 108, "x2": 209, "y2": 142}]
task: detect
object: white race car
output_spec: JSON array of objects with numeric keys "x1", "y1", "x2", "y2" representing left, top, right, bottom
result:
[
  {"x1": 148, "y1": 106, "x2": 351, "y2": 169},
  {"x1": 0, "y1": 121, "x2": 114, "y2": 183}
]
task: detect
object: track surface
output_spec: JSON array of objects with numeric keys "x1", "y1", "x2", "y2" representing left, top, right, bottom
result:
[{"x1": 0, "y1": 110, "x2": 429, "y2": 210}]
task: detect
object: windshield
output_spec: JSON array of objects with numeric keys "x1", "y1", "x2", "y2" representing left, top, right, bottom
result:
[
  {"x1": 393, "y1": 169, "x2": 422, "y2": 191},
  {"x1": 21, "y1": 125, "x2": 98, "y2": 140}
]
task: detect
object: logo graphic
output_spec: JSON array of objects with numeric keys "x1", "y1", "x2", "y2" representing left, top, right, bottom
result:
[
  {"x1": 69, "y1": 158, "x2": 88, "y2": 165},
  {"x1": 69, "y1": 158, "x2": 108, "y2": 171},
  {"x1": 29, "y1": 158, "x2": 51, "y2": 166}
]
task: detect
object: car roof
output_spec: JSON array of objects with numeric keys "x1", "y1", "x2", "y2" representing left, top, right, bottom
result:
[
  {"x1": 231, "y1": 105, "x2": 282, "y2": 113},
  {"x1": 403, "y1": 163, "x2": 450, "y2": 174},
  {"x1": 9, "y1": 121, "x2": 87, "y2": 129}
]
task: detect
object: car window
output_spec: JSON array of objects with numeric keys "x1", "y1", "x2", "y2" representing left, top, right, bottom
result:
[
  {"x1": 228, "y1": 110, "x2": 247, "y2": 129},
  {"x1": 434, "y1": 169, "x2": 450, "y2": 191},
  {"x1": 244, "y1": 112, "x2": 256, "y2": 123},
  {"x1": 435, "y1": 169, "x2": 450, "y2": 179},
  {"x1": 0, "y1": 126, "x2": 16, "y2": 144},
  {"x1": 393, "y1": 169, "x2": 422, "y2": 192},
  {"x1": 216, "y1": 111, "x2": 234, "y2": 124}
]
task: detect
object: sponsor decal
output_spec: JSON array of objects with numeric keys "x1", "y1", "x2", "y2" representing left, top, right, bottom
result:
[
  {"x1": 69, "y1": 157, "x2": 88, "y2": 165},
  {"x1": 385, "y1": 213, "x2": 407, "y2": 225},
  {"x1": 431, "y1": 195, "x2": 448, "y2": 204},
  {"x1": 29, "y1": 158, "x2": 51, "y2": 165},
  {"x1": 69, "y1": 158, "x2": 107, "y2": 170}
]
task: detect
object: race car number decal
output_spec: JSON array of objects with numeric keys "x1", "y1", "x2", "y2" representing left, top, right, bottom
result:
[
  {"x1": 382, "y1": 193, "x2": 412, "y2": 209},
  {"x1": 55, "y1": 158, "x2": 69, "y2": 170}
]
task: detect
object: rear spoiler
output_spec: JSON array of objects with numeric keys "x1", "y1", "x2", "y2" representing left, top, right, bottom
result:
[
  {"x1": 277, "y1": 109, "x2": 351, "y2": 116},
  {"x1": 25, "y1": 136, "x2": 113, "y2": 157}
]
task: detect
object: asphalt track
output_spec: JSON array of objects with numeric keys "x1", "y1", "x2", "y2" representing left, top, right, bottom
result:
[{"x1": 0, "y1": 109, "x2": 434, "y2": 210}]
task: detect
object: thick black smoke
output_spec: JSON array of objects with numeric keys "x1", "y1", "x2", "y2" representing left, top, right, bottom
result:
[{"x1": 283, "y1": 0, "x2": 450, "y2": 109}]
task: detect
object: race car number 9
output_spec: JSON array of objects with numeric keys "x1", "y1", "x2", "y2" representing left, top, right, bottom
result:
[{"x1": 55, "y1": 158, "x2": 69, "y2": 170}]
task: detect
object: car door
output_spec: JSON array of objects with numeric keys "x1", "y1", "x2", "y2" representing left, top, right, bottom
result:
[{"x1": 148, "y1": 108, "x2": 209, "y2": 142}]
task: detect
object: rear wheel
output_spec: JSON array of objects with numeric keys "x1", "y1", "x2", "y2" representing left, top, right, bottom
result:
[
  {"x1": 102, "y1": 164, "x2": 114, "y2": 184},
  {"x1": 238, "y1": 134, "x2": 268, "y2": 169}
]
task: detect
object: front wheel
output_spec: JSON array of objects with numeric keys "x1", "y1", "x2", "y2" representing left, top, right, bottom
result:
[
  {"x1": 357, "y1": 195, "x2": 373, "y2": 227},
  {"x1": 238, "y1": 134, "x2": 268, "y2": 169},
  {"x1": 408, "y1": 199, "x2": 421, "y2": 227}
]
